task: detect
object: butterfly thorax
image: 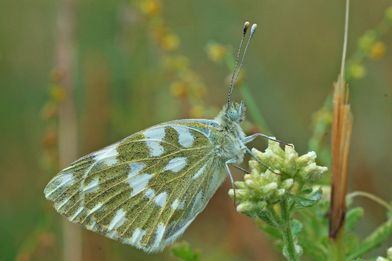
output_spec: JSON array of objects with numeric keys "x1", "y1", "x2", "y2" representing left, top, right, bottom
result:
[{"x1": 212, "y1": 102, "x2": 247, "y2": 164}]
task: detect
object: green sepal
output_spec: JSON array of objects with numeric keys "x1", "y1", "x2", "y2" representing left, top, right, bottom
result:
[{"x1": 257, "y1": 210, "x2": 279, "y2": 227}]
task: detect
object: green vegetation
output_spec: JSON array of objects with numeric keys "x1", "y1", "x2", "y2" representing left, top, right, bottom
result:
[{"x1": 1, "y1": 0, "x2": 392, "y2": 260}]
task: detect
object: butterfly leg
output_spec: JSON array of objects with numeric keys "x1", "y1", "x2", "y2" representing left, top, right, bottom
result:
[
  {"x1": 244, "y1": 147, "x2": 281, "y2": 175},
  {"x1": 232, "y1": 164, "x2": 250, "y2": 174},
  {"x1": 225, "y1": 160, "x2": 239, "y2": 207},
  {"x1": 244, "y1": 133, "x2": 293, "y2": 147}
]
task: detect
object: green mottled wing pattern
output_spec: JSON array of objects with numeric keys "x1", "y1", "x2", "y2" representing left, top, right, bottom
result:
[{"x1": 44, "y1": 120, "x2": 227, "y2": 252}]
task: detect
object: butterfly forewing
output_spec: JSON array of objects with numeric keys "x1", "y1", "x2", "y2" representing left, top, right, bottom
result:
[{"x1": 44, "y1": 120, "x2": 228, "y2": 252}]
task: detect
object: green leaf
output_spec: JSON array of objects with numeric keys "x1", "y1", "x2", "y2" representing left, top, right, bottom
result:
[
  {"x1": 258, "y1": 222, "x2": 282, "y2": 240},
  {"x1": 171, "y1": 241, "x2": 200, "y2": 261},
  {"x1": 292, "y1": 189, "x2": 322, "y2": 208},
  {"x1": 291, "y1": 219, "x2": 303, "y2": 236},
  {"x1": 344, "y1": 207, "x2": 364, "y2": 232},
  {"x1": 347, "y1": 219, "x2": 392, "y2": 259}
]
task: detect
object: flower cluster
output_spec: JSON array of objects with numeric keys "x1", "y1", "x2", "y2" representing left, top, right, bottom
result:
[
  {"x1": 229, "y1": 140, "x2": 328, "y2": 216},
  {"x1": 346, "y1": 5, "x2": 392, "y2": 80},
  {"x1": 135, "y1": 0, "x2": 209, "y2": 119},
  {"x1": 377, "y1": 247, "x2": 392, "y2": 261}
]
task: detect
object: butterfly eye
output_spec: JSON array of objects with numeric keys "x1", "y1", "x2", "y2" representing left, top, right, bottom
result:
[
  {"x1": 227, "y1": 108, "x2": 239, "y2": 122},
  {"x1": 226, "y1": 102, "x2": 246, "y2": 123}
]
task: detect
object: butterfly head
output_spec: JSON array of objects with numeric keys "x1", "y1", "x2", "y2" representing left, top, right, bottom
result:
[
  {"x1": 215, "y1": 101, "x2": 246, "y2": 128},
  {"x1": 226, "y1": 101, "x2": 246, "y2": 123}
]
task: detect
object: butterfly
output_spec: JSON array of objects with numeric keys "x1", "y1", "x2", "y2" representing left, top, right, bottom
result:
[{"x1": 44, "y1": 21, "x2": 271, "y2": 253}]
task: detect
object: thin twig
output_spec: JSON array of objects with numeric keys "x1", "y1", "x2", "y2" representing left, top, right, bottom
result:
[
  {"x1": 348, "y1": 191, "x2": 392, "y2": 212},
  {"x1": 55, "y1": 0, "x2": 81, "y2": 260}
]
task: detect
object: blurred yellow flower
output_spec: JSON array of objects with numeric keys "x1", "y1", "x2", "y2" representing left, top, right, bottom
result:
[
  {"x1": 139, "y1": 0, "x2": 160, "y2": 16},
  {"x1": 170, "y1": 81, "x2": 187, "y2": 98},
  {"x1": 163, "y1": 55, "x2": 189, "y2": 71},
  {"x1": 370, "y1": 41, "x2": 386, "y2": 60},
  {"x1": 348, "y1": 63, "x2": 366, "y2": 79},
  {"x1": 42, "y1": 130, "x2": 57, "y2": 148},
  {"x1": 50, "y1": 85, "x2": 65, "y2": 103},
  {"x1": 190, "y1": 105, "x2": 205, "y2": 118},
  {"x1": 358, "y1": 31, "x2": 377, "y2": 53},
  {"x1": 206, "y1": 43, "x2": 228, "y2": 62},
  {"x1": 161, "y1": 33, "x2": 180, "y2": 51}
]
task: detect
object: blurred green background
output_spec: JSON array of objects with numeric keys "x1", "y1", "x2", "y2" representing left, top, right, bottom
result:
[{"x1": 1, "y1": 0, "x2": 391, "y2": 260}]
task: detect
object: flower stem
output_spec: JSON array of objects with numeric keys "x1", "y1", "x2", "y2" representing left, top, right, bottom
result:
[
  {"x1": 280, "y1": 199, "x2": 299, "y2": 261},
  {"x1": 348, "y1": 191, "x2": 392, "y2": 212},
  {"x1": 328, "y1": 233, "x2": 345, "y2": 261}
]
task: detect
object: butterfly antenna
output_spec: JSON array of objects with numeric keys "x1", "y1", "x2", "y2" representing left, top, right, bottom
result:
[
  {"x1": 340, "y1": 0, "x2": 350, "y2": 78},
  {"x1": 233, "y1": 23, "x2": 257, "y2": 86},
  {"x1": 227, "y1": 21, "x2": 250, "y2": 107}
]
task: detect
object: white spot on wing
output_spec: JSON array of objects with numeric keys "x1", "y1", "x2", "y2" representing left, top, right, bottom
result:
[
  {"x1": 129, "y1": 174, "x2": 152, "y2": 196},
  {"x1": 144, "y1": 188, "x2": 155, "y2": 199},
  {"x1": 108, "y1": 209, "x2": 126, "y2": 230},
  {"x1": 94, "y1": 143, "x2": 118, "y2": 166},
  {"x1": 82, "y1": 178, "x2": 99, "y2": 193},
  {"x1": 144, "y1": 127, "x2": 165, "y2": 140},
  {"x1": 128, "y1": 163, "x2": 146, "y2": 178},
  {"x1": 152, "y1": 223, "x2": 166, "y2": 249},
  {"x1": 45, "y1": 172, "x2": 74, "y2": 198},
  {"x1": 192, "y1": 164, "x2": 207, "y2": 179},
  {"x1": 191, "y1": 191, "x2": 204, "y2": 214},
  {"x1": 59, "y1": 173, "x2": 74, "y2": 185},
  {"x1": 171, "y1": 199, "x2": 181, "y2": 210},
  {"x1": 107, "y1": 230, "x2": 119, "y2": 240},
  {"x1": 178, "y1": 201, "x2": 185, "y2": 209},
  {"x1": 164, "y1": 157, "x2": 187, "y2": 173},
  {"x1": 173, "y1": 126, "x2": 194, "y2": 148},
  {"x1": 89, "y1": 202, "x2": 103, "y2": 215},
  {"x1": 55, "y1": 197, "x2": 70, "y2": 210},
  {"x1": 129, "y1": 228, "x2": 146, "y2": 245},
  {"x1": 154, "y1": 192, "x2": 168, "y2": 207},
  {"x1": 144, "y1": 127, "x2": 166, "y2": 157},
  {"x1": 145, "y1": 141, "x2": 164, "y2": 157},
  {"x1": 70, "y1": 207, "x2": 84, "y2": 221}
]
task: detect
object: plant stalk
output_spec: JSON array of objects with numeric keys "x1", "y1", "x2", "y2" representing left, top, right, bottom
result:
[
  {"x1": 55, "y1": 0, "x2": 81, "y2": 260},
  {"x1": 280, "y1": 199, "x2": 299, "y2": 261}
]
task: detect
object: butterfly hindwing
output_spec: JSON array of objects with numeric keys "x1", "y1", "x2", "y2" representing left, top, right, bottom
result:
[{"x1": 44, "y1": 120, "x2": 228, "y2": 252}]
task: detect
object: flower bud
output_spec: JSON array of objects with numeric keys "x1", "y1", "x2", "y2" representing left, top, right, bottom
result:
[
  {"x1": 237, "y1": 201, "x2": 256, "y2": 213},
  {"x1": 282, "y1": 179, "x2": 294, "y2": 190},
  {"x1": 387, "y1": 247, "x2": 392, "y2": 259}
]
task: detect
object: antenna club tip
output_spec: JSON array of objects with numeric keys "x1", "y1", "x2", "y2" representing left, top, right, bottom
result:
[
  {"x1": 250, "y1": 24, "x2": 257, "y2": 35},
  {"x1": 243, "y1": 21, "x2": 250, "y2": 34}
]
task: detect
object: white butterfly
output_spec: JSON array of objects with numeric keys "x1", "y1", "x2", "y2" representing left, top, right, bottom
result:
[{"x1": 44, "y1": 22, "x2": 271, "y2": 253}]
